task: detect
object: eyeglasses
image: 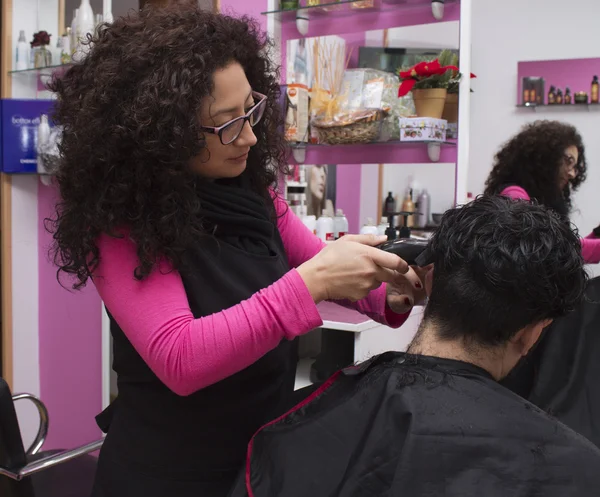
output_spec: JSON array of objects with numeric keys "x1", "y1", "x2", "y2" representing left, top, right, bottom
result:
[{"x1": 200, "y1": 92, "x2": 267, "y2": 145}]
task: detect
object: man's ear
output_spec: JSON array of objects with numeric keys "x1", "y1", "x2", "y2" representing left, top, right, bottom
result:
[{"x1": 510, "y1": 319, "x2": 553, "y2": 357}]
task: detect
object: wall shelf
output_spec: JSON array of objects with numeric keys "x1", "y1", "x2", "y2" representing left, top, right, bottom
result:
[
  {"x1": 288, "y1": 139, "x2": 456, "y2": 164},
  {"x1": 9, "y1": 63, "x2": 72, "y2": 77},
  {"x1": 516, "y1": 103, "x2": 600, "y2": 111},
  {"x1": 262, "y1": 0, "x2": 458, "y2": 24}
]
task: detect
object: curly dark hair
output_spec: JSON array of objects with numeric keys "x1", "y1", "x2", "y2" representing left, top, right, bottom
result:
[
  {"x1": 483, "y1": 120, "x2": 586, "y2": 218},
  {"x1": 423, "y1": 195, "x2": 587, "y2": 347},
  {"x1": 46, "y1": 3, "x2": 287, "y2": 288}
]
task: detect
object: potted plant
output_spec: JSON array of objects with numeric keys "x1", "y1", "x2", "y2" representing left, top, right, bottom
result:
[
  {"x1": 442, "y1": 52, "x2": 476, "y2": 123},
  {"x1": 31, "y1": 31, "x2": 52, "y2": 69},
  {"x1": 397, "y1": 50, "x2": 458, "y2": 119}
]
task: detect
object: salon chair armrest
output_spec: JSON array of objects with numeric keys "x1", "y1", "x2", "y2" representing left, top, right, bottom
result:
[{"x1": 0, "y1": 439, "x2": 103, "y2": 481}]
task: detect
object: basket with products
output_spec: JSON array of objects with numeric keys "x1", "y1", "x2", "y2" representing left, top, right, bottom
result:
[{"x1": 309, "y1": 39, "x2": 415, "y2": 145}]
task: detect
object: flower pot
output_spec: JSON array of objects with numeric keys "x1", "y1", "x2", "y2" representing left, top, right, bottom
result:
[
  {"x1": 442, "y1": 92, "x2": 459, "y2": 123},
  {"x1": 412, "y1": 88, "x2": 447, "y2": 119}
]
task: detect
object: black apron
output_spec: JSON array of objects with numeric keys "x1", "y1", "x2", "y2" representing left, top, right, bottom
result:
[{"x1": 91, "y1": 179, "x2": 298, "y2": 496}]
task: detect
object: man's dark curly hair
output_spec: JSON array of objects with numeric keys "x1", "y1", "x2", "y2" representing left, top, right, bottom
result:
[
  {"x1": 483, "y1": 120, "x2": 586, "y2": 218},
  {"x1": 46, "y1": 3, "x2": 287, "y2": 288},
  {"x1": 424, "y1": 195, "x2": 587, "y2": 347}
]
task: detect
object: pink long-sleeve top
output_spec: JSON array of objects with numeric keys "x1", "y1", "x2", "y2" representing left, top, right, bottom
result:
[
  {"x1": 501, "y1": 185, "x2": 600, "y2": 264},
  {"x1": 92, "y1": 194, "x2": 409, "y2": 396}
]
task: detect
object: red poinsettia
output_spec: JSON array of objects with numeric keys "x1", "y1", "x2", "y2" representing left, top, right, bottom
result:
[{"x1": 398, "y1": 58, "x2": 459, "y2": 97}]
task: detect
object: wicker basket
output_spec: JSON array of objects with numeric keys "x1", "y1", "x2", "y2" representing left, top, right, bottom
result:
[{"x1": 312, "y1": 109, "x2": 386, "y2": 145}]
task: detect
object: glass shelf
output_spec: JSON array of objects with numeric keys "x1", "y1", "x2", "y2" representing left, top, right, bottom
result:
[
  {"x1": 9, "y1": 63, "x2": 73, "y2": 76},
  {"x1": 516, "y1": 103, "x2": 600, "y2": 110},
  {"x1": 287, "y1": 139, "x2": 457, "y2": 164},
  {"x1": 289, "y1": 139, "x2": 456, "y2": 148},
  {"x1": 262, "y1": 0, "x2": 458, "y2": 22}
]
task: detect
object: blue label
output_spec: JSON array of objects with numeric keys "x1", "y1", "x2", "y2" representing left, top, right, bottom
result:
[{"x1": 1, "y1": 99, "x2": 55, "y2": 173}]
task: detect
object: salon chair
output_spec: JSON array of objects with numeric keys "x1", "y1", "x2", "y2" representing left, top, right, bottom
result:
[{"x1": 0, "y1": 377, "x2": 102, "y2": 497}]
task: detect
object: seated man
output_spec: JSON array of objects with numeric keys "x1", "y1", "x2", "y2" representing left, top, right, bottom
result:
[{"x1": 229, "y1": 195, "x2": 600, "y2": 497}]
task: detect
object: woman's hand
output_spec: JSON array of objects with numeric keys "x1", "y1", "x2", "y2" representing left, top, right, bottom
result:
[
  {"x1": 385, "y1": 264, "x2": 433, "y2": 314},
  {"x1": 297, "y1": 234, "x2": 410, "y2": 303}
]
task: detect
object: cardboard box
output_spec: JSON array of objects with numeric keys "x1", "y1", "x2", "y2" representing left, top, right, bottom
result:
[
  {"x1": 1, "y1": 99, "x2": 55, "y2": 173},
  {"x1": 399, "y1": 117, "x2": 447, "y2": 143}
]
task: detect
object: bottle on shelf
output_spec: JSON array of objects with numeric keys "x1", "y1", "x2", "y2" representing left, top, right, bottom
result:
[
  {"x1": 555, "y1": 88, "x2": 563, "y2": 105},
  {"x1": 73, "y1": 0, "x2": 95, "y2": 62},
  {"x1": 359, "y1": 218, "x2": 379, "y2": 236},
  {"x1": 316, "y1": 215, "x2": 335, "y2": 241},
  {"x1": 334, "y1": 209, "x2": 348, "y2": 240},
  {"x1": 401, "y1": 188, "x2": 415, "y2": 228},
  {"x1": 547, "y1": 85, "x2": 556, "y2": 105},
  {"x1": 70, "y1": 9, "x2": 79, "y2": 55},
  {"x1": 377, "y1": 216, "x2": 388, "y2": 236},
  {"x1": 592, "y1": 76, "x2": 599, "y2": 104},
  {"x1": 15, "y1": 30, "x2": 28, "y2": 70},
  {"x1": 383, "y1": 191, "x2": 396, "y2": 215},
  {"x1": 61, "y1": 31, "x2": 72, "y2": 64},
  {"x1": 415, "y1": 189, "x2": 430, "y2": 229},
  {"x1": 565, "y1": 87, "x2": 572, "y2": 105},
  {"x1": 302, "y1": 215, "x2": 317, "y2": 235}
]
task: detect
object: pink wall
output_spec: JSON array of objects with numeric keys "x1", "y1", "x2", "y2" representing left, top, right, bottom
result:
[
  {"x1": 517, "y1": 57, "x2": 600, "y2": 105},
  {"x1": 37, "y1": 182, "x2": 103, "y2": 449}
]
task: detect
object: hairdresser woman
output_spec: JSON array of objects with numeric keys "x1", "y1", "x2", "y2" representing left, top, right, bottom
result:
[
  {"x1": 484, "y1": 120, "x2": 600, "y2": 263},
  {"x1": 48, "y1": 5, "x2": 426, "y2": 497}
]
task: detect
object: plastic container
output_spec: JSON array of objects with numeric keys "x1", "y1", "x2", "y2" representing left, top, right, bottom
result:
[
  {"x1": 334, "y1": 209, "x2": 349, "y2": 239},
  {"x1": 16, "y1": 30, "x2": 28, "y2": 71},
  {"x1": 316, "y1": 216, "x2": 335, "y2": 241},
  {"x1": 302, "y1": 215, "x2": 317, "y2": 235},
  {"x1": 416, "y1": 189, "x2": 430, "y2": 228},
  {"x1": 359, "y1": 218, "x2": 379, "y2": 236},
  {"x1": 377, "y1": 217, "x2": 388, "y2": 236}
]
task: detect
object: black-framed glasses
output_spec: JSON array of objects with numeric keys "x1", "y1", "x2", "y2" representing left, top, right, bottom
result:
[{"x1": 200, "y1": 91, "x2": 267, "y2": 145}]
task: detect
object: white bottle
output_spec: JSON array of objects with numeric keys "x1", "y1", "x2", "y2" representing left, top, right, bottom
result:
[
  {"x1": 74, "y1": 0, "x2": 94, "y2": 61},
  {"x1": 16, "y1": 30, "x2": 28, "y2": 70},
  {"x1": 70, "y1": 9, "x2": 80, "y2": 55},
  {"x1": 377, "y1": 216, "x2": 388, "y2": 236},
  {"x1": 103, "y1": 8, "x2": 114, "y2": 24},
  {"x1": 359, "y1": 217, "x2": 379, "y2": 236},
  {"x1": 37, "y1": 115, "x2": 51, "y2": 175},
  {"x1": 416, "y1": 189, "x2": 430, "y2": 229},
  {"x1": 334, "y1": 209, "x2": 349, "y2": 240},
  {"x1": 302, "y1": 215, "x2": 317, "y2": 236},
  {"x1": 316, "y1": 216, "x2": 335, "y2": 242}
]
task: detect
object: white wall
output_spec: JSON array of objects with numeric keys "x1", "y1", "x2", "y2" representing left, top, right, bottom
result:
[{"x1": 469, "y1": 0, "x2": 600, "y2": 276}]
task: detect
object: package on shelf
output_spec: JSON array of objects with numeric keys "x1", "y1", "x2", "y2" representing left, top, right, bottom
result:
[
  {"x1": 284, "y1": 83, "x2": 309, "y2": 143},
  {"x1": 399, "y1": 117, "x2": 447, "y2": 143},
  {"x1": 0, "y1": 99, "x2": 55, "y2": 173},
  {"x1": 340, "y1": 68, "x2": 413, "y2": 142}
]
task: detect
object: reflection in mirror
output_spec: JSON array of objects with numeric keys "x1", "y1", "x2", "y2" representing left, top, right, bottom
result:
[
  {"x1": 285, "y1": 21, "x2": 459, "y2": 146},
  {"x1": 379, "y1": 162, "x2": 455, "y2": 231}
]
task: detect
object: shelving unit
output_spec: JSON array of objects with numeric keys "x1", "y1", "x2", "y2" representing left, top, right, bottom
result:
[{"x1": 267, "y1": 0, "x2": 472, "y2": 331}]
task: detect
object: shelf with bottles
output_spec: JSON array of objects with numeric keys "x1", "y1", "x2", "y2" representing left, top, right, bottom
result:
[
  {"x1": 262, "y1": 0, "x2": 458, "y2": 24},
  {"x1": 287, "y1": 139, "x2": 456, "y2": 165}
]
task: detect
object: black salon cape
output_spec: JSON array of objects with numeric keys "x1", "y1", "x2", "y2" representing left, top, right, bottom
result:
[
  {"x1": 502, "y1": 276, "x2": 600, "y2": 447},
  {"x1": 229, "y1": 352, "x2": 600, "y2": 497}
]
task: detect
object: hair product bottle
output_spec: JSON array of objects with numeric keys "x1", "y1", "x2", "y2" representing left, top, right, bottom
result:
[
  {"x1": 401, "y1": 189, "x2": 415, "y2": 228},
  {"x1": 592, "y1": 76, "x2": 599, "y2": 104}
]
